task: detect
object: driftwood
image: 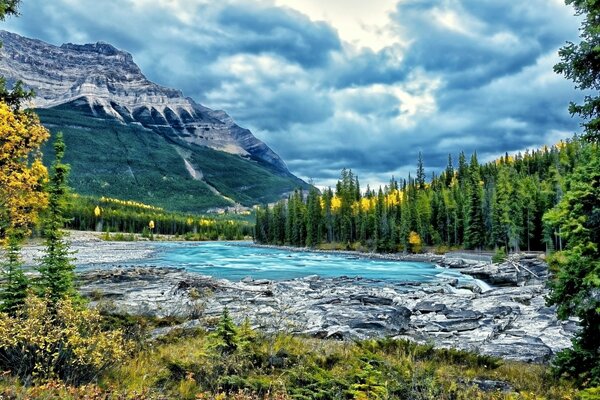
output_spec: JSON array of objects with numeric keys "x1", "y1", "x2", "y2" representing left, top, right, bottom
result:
[{"x1": 508, "y1": 259, "x2": 541, "y2": 279}]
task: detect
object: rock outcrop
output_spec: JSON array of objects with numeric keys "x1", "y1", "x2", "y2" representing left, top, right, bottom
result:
[
  {"x1": 78, "y1": 264, "x2": 576, "y2": 364},
  {"x1": 0, "y1": 30, "x2": 288, "y2": 173}
]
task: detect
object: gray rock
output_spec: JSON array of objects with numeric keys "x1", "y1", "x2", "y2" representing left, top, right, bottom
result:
[
  {"x1": 437, "y1": 319, "x2": 480, "y2": 332},
  {"x1": 76, "y1": 262, "x2": 576, "y2": 364},
  {"x1": 414, "y1": 301, "x2": 447, "y2": 313},
  {"x1": 444, "y1": 309, "x2": 483, "y2": 320},
  {"x1": 350, "y1": 294, "x2": 394, "y2": 306},
  {"x1": 471, "y1": 379, "x2": 513, "y2": 393}
]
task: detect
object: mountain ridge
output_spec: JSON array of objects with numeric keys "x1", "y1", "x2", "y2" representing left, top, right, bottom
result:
[
  {"x1": 0, "y1": 30, "x2": 309, "y2": 212},
  {"x1": 0, "y1": 29, "x2": 289, "y2": 174}
]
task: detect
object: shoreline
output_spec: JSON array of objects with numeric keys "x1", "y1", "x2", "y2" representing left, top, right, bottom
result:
[{"x1": 12, "y1": 230, "x2": 574, "y2": 363}]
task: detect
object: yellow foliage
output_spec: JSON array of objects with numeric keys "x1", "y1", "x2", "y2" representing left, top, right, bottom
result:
[
  {"x1": 99, "y1": 196, "x2": 163, "y2": 211},
  {"x1": 331, "y1": 195, "x2": 342, "y2": 212},
  {"x1": 386, "y1": 189, "x2": 401, "y2": 207},
  {"x1": 358, "y1": 197, "x2": 376, "y2": 212},
  {"x1": 148, "y1": 220, "x2": 155, "y2": 230},
  {"x1": 199, "y1": 218, "x2": 215, "y2": 227},
  {"x1": 408, "y1": 231, "x2": 422, "y2": 253},
  {"x1": 0, "y1": 295, "x2": 131, "y2": 384},
  {"x1": 408, "y1": 231, "x2": 421, "y2": 246},
  {"x1": 94, "y1": 206, "x2": 101, "y2": 217},
  {"x1": 0, "y1": 102, "x2": 50, "y2": 239}
]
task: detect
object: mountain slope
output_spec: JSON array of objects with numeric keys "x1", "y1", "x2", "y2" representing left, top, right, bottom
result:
[{"x1": 0, "y1": 30, "x2": 308, "y2": 212}]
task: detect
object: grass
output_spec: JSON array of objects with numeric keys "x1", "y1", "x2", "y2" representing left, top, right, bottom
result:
[
  {"x1": 35, "y1": 102, "x2": 309, "y2": 213},
  {"x1": 0, "y1": 313, "x2": 584, "y2": 399}
]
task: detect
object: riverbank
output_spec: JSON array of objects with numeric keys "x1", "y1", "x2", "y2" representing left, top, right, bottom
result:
[
  {"x1": 251, "y1": 243, "x2": 549, "y2": 287},
  {"x1": 15, "y1": 231, "x2": 576, "y2": 364},
  {"x1": 77, "y1": 266, "x2": 575, "y2": 364}
]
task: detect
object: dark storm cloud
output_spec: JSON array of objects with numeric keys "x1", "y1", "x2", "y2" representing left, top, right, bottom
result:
[
  {"x1": 215, "y1": 4, "x2": 341, "y2": 67},
  {"x1": 392, "y1": 0, "x2": 579, "y2": 89},
  {"x1": 1, "y1": 0, "x2": 586, "y2": 187}
]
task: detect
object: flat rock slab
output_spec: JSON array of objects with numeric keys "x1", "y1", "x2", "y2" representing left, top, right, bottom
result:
[{"x1": 78, "y1": 266, "x2": 577, "y2": 363}]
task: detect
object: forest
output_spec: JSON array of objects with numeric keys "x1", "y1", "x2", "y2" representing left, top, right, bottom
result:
[
  {"x1": 63, "y1": 195, "x2": 253, "y2": 240},
  {"x1": 255, "y1": 138, "x2": 589, "y2": 255}
]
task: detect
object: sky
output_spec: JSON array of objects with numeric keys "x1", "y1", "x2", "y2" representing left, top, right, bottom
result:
[{"x1": 3, "y1": 0, "x2": 584, "y2": 189}]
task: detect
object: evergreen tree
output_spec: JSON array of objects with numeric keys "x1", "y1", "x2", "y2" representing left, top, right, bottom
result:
[
  {"x1": 554, "y1": 0, "x2": 600, "y2": 142},
  {"x1": 0, "y1": 231, "x2": 28, "y2": 315},
  {"x1": 457, "y1": 151, "x2": 469, "y2": 186},
  {"x1": 211, "y1": 308, "x2": 239, "y2": 355},
  {"x1": 305, "y1": 187, "x2": 322, "y2": 247},
  {"x1": 544, "y1": 145, "x2": 600, "y2": 386},
  {"x1": 492, "y1": 166, "x2": 513, "y2": 250},
  {"x1": 416, "y1": 152, "x2": 426, "y2": 190},
  {"x1": 445, "y1": 154, "x2": 454, "y2": 187},
  {"x1": 37, "y1": 133, "x2": 78, "y2": 304},
  {"x1": 465, "y1": 153, "x2": 485, "y2": 249}
]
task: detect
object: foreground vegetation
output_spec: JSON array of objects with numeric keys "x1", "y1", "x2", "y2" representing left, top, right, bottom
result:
[{"x1": 0, "y1": 312, "x2": 591, "y2": 400}]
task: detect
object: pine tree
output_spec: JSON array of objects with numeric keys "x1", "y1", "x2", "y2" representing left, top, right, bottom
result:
[
  {"x1": 544, "y1": 145, "x2": 600, "y2": 386},
  {"x1": 211, "y1": 308, "x2": 239, "y2": 355},
  {"x1": 445, "y1": 154, "x2": 454, "y2": 188},
  {"x1": 37, "y1": 133, "x2": 78, "y2": 305},
  {"x1": 305, "y1": 187, "x2": 322, "y2": 247},
  {"x1": 465, "y1": 153, "x2": 485, "y2": 249},
  {"x1": 416, "y1": 152, "x2": 426, "y2": 190},
  {"x1": 0, "y1": 232, "x2": 28, "y2": 315},
  {"x1": 492, "y1": 166, "x2": 513, "y2": 250},
  {"x1": 554, "y1": 0, "x2": 600, "y2": 142}
]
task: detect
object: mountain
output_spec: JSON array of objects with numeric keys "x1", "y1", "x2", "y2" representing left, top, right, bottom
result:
[{"x1": 0, "y1": 30, "x2": 308, "y2": 212}]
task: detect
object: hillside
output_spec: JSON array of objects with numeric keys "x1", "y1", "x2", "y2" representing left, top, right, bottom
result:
[{"x1": 0, "y1": 30, "x2": 310, "y2": 212}]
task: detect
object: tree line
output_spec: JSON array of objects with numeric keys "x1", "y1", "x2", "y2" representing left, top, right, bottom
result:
[
  {"x1": 63, "y1": 195, "x2": 253, "y2": 240},
  {"x1": 255, "y1": 139, "x2": 584, "y2": 254}
]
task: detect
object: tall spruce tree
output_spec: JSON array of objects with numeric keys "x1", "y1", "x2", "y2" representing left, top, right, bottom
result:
[
  {"x1": 548, "y1": 3, "x2": 600, "y2": 383},
  {"x1": 416, "y1": 152, "x2": 426, "y2": 190},
  {"x1": 305, "y1": 187, "x2": 322, "y2": 247},
  {"x1": 37, "y1": 133, "x2": 78, "y2": 304},
  {"x1": 0, "y1": 232, "x2": 28, "y2": 315},
  {"x1": 544, "y1": 143, "x2": 600, "y2": 386},
  {"x1": 465, "y1": 153, "x2": 485, "y2": 249},
  {"x1": 555, "y1": 0, "x2": 600, "y2": 142},
  {"x1": 445, "y1": 154, "x2": 454, "y2": 188}
]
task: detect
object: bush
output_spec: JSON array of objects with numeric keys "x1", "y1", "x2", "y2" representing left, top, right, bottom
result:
[
  {"x1": 0, "y1": 295, "x2": 131, "y2": 385},
  {"x1": 492, "y1": 247, "x2": 507, "y2": 264}
]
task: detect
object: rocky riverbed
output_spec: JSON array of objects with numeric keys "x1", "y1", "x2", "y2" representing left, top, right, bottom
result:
[{"x1": 76, "y1": 248, "x2": 577, "y2": 364}]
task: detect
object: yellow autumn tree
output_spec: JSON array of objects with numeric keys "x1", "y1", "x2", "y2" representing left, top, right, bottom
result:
[
  {"x1": 408, "y1": 231, "x2": 422, "y2": 254},
  {"x1": 0, "y1": 102, "x2": 49, "y2": 241}
]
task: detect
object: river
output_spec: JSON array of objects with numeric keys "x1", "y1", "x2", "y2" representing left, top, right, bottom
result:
[{"x1": 114, "y1": 241, "x2": 478, "y2": 285}]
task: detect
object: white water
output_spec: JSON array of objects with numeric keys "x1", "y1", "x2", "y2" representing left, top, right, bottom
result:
[{"x1": 123, "y1": 241, "x2": 481, "y2": 285}]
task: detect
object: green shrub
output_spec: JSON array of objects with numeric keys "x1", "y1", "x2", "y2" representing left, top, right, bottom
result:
[{"x1": 492, "y1": 246, "x2": 507, "y2": 264}]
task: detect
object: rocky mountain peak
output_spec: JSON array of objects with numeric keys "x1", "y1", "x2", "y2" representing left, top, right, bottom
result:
[
  {"x1": 60, "y1": 41, "x2": 128, "y2": 57},
  {"x1": 0, "y1": 30, "x2": 290, "y2": 173}
]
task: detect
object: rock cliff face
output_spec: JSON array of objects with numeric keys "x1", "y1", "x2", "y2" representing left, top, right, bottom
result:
[{"x1": 0, "y1": 30, "x2": 288, "y2": 173}]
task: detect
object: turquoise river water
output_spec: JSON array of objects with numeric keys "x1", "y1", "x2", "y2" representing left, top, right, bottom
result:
[{"x1": 123, "y1": 241, "x2": 475, "y2": 284}]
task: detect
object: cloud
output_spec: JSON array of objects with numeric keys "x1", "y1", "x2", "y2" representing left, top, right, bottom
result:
[{"x1": 1, "y1": 0, "x2": 586, "y2": 189}]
